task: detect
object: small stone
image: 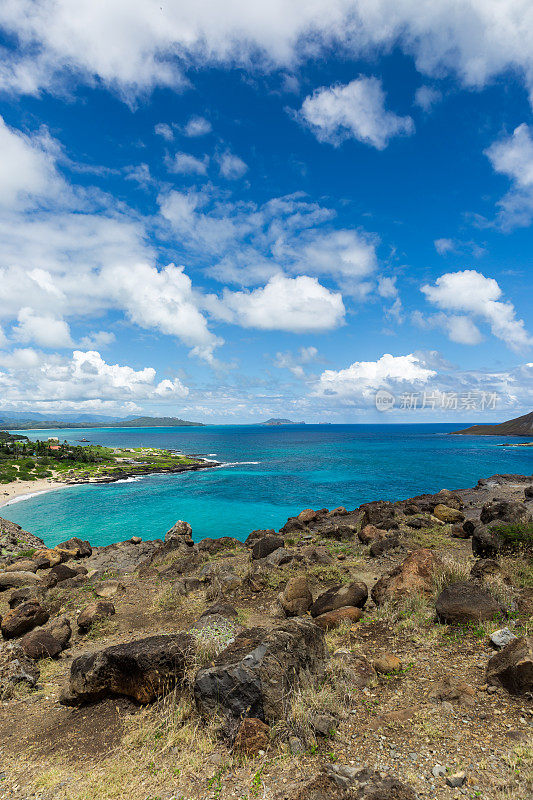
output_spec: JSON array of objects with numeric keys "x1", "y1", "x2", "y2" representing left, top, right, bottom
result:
[
  {"x1": 432, "y1": 764, "x2": 446, "y2": 778},
  {"x1": 446, "y1": 772, "x2": 466, "y2": 788},
  {"x1": 490, "y1": 627, "x2": 517, "y2": 649},
  {"x1": 289, "y1": 736, "x2": 304, "y2": 754},
  {"x1": 374, "y1": 653, "x2": 402, "y2": 674}
]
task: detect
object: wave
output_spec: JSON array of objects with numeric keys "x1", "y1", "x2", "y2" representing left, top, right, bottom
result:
[
  {"x1": 216, "y1": 461, "x2": 261, "y2": 468},
  {"x1": 2, "y1": 487, "x2": 64, "y2": 507},
  {"x1": 112, "y1": 476, "x2": 143, "y2": 484}
]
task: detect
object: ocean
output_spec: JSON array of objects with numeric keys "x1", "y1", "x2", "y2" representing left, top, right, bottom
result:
[{"x1": 2, "y1": 424, "x2": 531, "y2": 548}]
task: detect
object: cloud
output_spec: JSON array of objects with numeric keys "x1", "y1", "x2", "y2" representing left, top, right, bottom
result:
[
  {"x1": 313, "y1": 353, "x2": 436, "y2": 399},
  {"x1": 421, "y1": 270, "x2": 532, "y2": 351},
  {"x1": 12, "y1": 307, "x2": 74, "y2": 348},
  {"x1": 0, "y1": 348, "x2": 189, "y2": 408},
  {"x1": 273, "y1": 345, "x2": 319, "y2": 377},
  {"x1": 209, "y1": 274, "x2": 345, "y2": 332},
  {"x1": 154, "y1": 122, "x2": 174, "y2": 141},
  {"x1": 184, "y1": 116, "x2": 212, "y2": 137},
  {"x1": 79, "y1": 331, "x2": 116, "y2": 349},
  {"x1": 299, "y1": 76, "x2": 414, "y2": 149},
  {"x1": 3, "y1": 2, "x2": 533, "y2": 104},
  {"x1": 434, "y1": 238, "x2": 455, "y2": 255},
  {"x1": 168, "y1": 152, "x2": 209, "y2": 175},
  {"x1": 413, "y1": 310, "x2": 483, "y2": 345},
  {"x1": 486, "y1": 123, "x2": 533, "y2": 228},
  {"x1": 414, "y1": 85, "x2": 442, "y2": 111},
  {"x1": 217, "y1": 151, "x2": 248, "y2": 179},
  {"x1": 0, "y1": 114, "x2": 65, "y2": 209},
  {"x1": 377, "y1": 276, "x2": 398, "y2": 298}
]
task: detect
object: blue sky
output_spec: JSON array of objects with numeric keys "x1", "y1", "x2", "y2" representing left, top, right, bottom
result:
[{"x1": 0, "y1": 1, "x2": 532, "y2": 423}]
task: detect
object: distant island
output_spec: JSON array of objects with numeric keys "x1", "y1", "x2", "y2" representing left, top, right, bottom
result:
[
  {"x1": 451, "y1": 410, "x2": 533, "y2": 437},
  {"x1": 0, "y1": 415, "x2": 204, "y2": 431},
  {"x1": 260, "y1": 418, "x2": 305, "y2": 426}
]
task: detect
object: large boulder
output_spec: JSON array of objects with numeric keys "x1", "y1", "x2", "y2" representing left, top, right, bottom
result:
[
  {"x1": 60, "y1": 633, "x2": 196, "y2": 705},
  {"x1": 480, "y1": 500, "x2": 531, "y2": 526},
  {"x1": 292, "y1": 768, "x2": 417, "y2": 800},
  {"x1": 41, "y1": 563, "x2": 80, "y2": 588},
  {"x1": 371, "y1": 549, "x2": 441, "y2": 606},
  {"x1": 77, "y1": 602, "x2": 115, "y2": 633},
  {"x1": 433, "y1": 504, "x2": 465, "y2": 524},
  {"x1": 436, "y1": 581, "x2": 502, "y2": 624},
  {"x1": 0, "y1": 571, "x2": 40, "y2": 591},
  {"x1": 471, "y1": 525, "x2": 503, "y2": 558},
  {"x1": 0, "y1": 642, "x2": 40, "y2": 698},
  {"x1": 278, "y1": 575, "x2": 313, "y2": 617},
  {"x1": 310, "y1": 581, "x2": 368, "y2": 617},
  {"x1": 55, "y1": 537, "x2": 92, "y2": 559},
  {"x1": 194, "y1": 619, "x2": 326, "y2": 723},
  {"x1": 4, "y1": 559, "x2": 38, "y2": 573},
  {"x1": 1, "y1": 601, "x2": 49, "y2": 639},
  {"x1": 244, "y1": 529, "x2": 276, "y2": 547},
  {"x1": 20, "y1": 629, "x2": 62, "y2": 659},
  {"x1": 251, "y1": 534, "x2": 284, "y2": 560},
  {"x1": 197, "y1": 537, "x2": 240, "y2": 554},
  {"x1": 486, "y1": 636, "x2": 533, "y2": 694}
]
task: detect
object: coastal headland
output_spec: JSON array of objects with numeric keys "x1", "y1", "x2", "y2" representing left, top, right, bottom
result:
[
  {"x1": 0, "y1": 470, "x2": 532, "y2": 799},
  {"x1": 0, "y1": 435, "x2": 218, "y2": 507}
]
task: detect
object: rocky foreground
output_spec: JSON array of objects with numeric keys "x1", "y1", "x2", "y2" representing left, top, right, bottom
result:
[{"x1": 0, "y1": 475, "x2": 532, "y2": 800}]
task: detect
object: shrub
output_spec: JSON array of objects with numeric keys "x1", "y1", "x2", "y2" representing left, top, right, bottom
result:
[{"x1": 491, "y1": 522, "x2": 533, "y2": 553}]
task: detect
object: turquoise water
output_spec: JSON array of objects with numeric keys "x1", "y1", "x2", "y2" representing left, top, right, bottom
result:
[{"x1": 2, "y1": 424, "x2": 531, "y2": 548}]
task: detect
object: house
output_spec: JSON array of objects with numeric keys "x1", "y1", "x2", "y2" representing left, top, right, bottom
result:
[
  {"x1": 48, "y1": 437, "x2": 59, "y2": 442},
  {"x1": 49, "y1": 445, "x2": 61, "y2": 451}
]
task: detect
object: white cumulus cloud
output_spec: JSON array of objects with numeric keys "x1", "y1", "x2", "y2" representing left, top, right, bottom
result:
[
  {"x1": 421, "y1": 270, "x2": 532, "y2": 351},
  {"x1": 313, "y1": 353, "x2": 436, "y2": 398},
  {"x1": 299, "y1": 76, "x2": 414, "y2": 149},
  {"x1": 486, "y1": 123, "x2": 533, "y2": 228},
  {"x1": 210, "y1": 274, "x2": 345, "y2": 333}
]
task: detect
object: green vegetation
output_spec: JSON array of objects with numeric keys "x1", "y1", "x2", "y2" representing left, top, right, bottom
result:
[
  {"x1": 491, "y1": 521, "x2": 533, "y2": 553},
  {"x1": 0, "y1": 437, "x2": 205, "y2": 484}
]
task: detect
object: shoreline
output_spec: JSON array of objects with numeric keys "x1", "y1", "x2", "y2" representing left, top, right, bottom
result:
[{"x1": 0, "y1": 458, "x2": 219, "y2": 510}]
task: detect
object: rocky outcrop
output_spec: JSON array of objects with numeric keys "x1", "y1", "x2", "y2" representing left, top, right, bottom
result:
[
  {"x1": 452, "y1": 410, "x2": 533, "y2": 436},
  {"x1": 1, "y1": 601, "x2": 49, "y2": 639},
  {"x1": 486, "y1": 636, "x2": 533, "y2": 694},
  {"x1": 194, "y1": 619, "x2": 326, "y2": 722},
  {"x1": 0, "y1": 516, "x2": 44, "y2": 559},
  {"x1": 436, "y1": 581, "x2": 502, "y2": 624},
  {"x1": 60, "y1": 633, "x2": 196, "y2": 705},
  {"x1": 357, "y1": 524, "x2": 385, "y2": 544},
  {"x1": 471, "y1": 525, "x2": 503, "y2": 558},
  {"x1": 278, "y1": 575, "x2": 313, "y2": 617},
  {"x1": 371, "y1": 549, "x2": 441, "y2": 605},
  {"x1": 292, "y1": 768, "x2": 417, "y2": 800},
  {"x1": 359, "y1": 501, "x2": 398, "y2": 530},
  {"x1": 197, "y1": 537, "x2": 240, "y2": 554},
  {"x1": 310, "y1": 581, "x2": 368, "y2": 617}
]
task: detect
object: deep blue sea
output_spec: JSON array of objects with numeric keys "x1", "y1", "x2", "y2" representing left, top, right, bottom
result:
[{"x1": 1, "y1": 424, "x2": 531, "y2": 548}]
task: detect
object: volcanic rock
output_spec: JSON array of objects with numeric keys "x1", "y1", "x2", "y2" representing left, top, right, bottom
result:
[
  {"x1": 486, "y1": 636, "x2": 533, "y2": 694},
  {"x1": 310, "y1": 581, "x2": 368, "y2": 617},
  {"x1": 371, "y1": 549, "x2": 442, "y2": 605},
  {"x1": 436, "y1": 581, "x2": 502, "y2": 624},
  {"x1": 1, "y1": 601, "x2": 49, "y2": 639},
  {"x1": 278, "y1": 575, "x2": 313, "y2": 617}
]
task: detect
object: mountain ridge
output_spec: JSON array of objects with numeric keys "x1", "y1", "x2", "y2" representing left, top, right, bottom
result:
[{"x1": 451, "y1": 410, "x2": 533, "y2": 436}]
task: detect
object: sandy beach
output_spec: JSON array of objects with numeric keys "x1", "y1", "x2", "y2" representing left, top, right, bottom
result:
[{"x1": 0, "y1": 477, "x2": 67, "y2": 509}]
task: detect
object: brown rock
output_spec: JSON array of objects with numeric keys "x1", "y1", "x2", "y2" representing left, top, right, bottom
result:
[
  {"x1": 433, "y1": 504, "x2": 465, "y2": 524},
  {"x1": 371, "y1": 549, "x2": 442, "y2": 606},
  {"x1": 1, "y1": 601, "x2": 49, "y2": 639},
  {"x1": 358, "y1": 524, "x2": 386, "y2": 544},
  {"x1": 279, "y1": 575, "x2": 313, "y2": 617},
  {"x1": 313, "y1": 606, "x2": 363, "y2": 630},
  {"x1": 20, "y1": 629, "x2": 62, "y2": 659},
  {"x1": 436, "y1": 581, "x2": 502, "y2": 624},
  {"x1": 374, "y1": 653, "x2": 402, "y2": 674},
  {"x1": 5, "y1": 560, "x2": 38, "y2": 573},
  {"x1": 233, "y1": 718, "x2": 270, "y2": 755},
  {"x1": 329, "y1": 507, "x2": 348, "y2": 517},
  {"x1": 429, "y1": 677, "x2": 476, "y2": 706},
  {"x1": 32, "y1": 548, "x2": 63, "y2": 568},
  {"x1": 298, "y1": 508, "x2": 318, "y2": 523},
  {"x1": 94, "y1": 580, "x2": 125, "y2": 598},
  {"x1": 77, "y1": 602, "x2": 116, "y2": 632},
  {"x1": 0, "y1": 571, "x2": 41, "y2": 590},
  {"x1": 251, "y1": 534, "x2": 285, "y2": 560},
  {"x1": 310, "y1": 581, "x2": 368, "y2": 617},
  {"x1": 486, "y1": 635, "x2": 533, "y2": 694},
  {"x1": 55, "y1": 537, "x2": 92, "y2": 559}
]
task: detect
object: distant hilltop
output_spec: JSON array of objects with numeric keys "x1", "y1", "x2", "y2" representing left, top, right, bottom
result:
[
  {"x1": 260, "y1": 418, "x2": 305, "y2": 426},
  {"x1": 451, "y1": 410, "x2": 533, "y2": 437},
  {"x1": 0, "y1": 415, "x2": 204, "y2": 430}
]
